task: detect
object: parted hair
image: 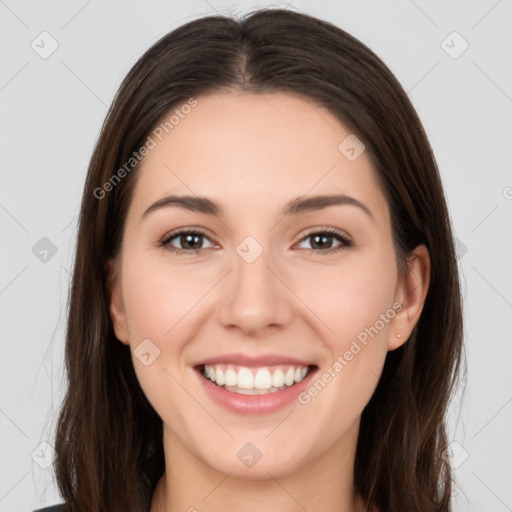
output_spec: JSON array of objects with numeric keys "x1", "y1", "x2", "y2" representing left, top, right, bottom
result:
[{"x1": 54, "y1": 8, "x2": 464, "y2": 512}]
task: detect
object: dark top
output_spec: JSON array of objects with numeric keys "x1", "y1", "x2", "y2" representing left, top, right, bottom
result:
[{"x1": 33, "y1": 506, "x2": 65, "y2": 512}]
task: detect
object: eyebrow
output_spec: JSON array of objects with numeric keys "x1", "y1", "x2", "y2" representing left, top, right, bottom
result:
[{"x1": 141, "y1": 193, "x2": 374, "y2": 221}]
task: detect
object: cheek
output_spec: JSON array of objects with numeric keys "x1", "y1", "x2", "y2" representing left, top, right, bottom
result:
[
  {"x1": 292, "y1": 250, "x2": 396, "y2": 413},
  {"x1": 303, "y1": 262, "x2": 396, "y2": 415},
  {"x1": 118, "y1": 257, "x2": 199, "y2": 404},
  {"x1": 122, "y1": 260, "x2": 200, "y2": 429},
  {"x1": 122, "y1": 241, "x2": 397, "y2": 360},
  {"x1": 121, "y1": 256, "x2": 210, "y2": 342},
  {"x1": 291, "y1": 249, "x2": 398, "y2": 347}
]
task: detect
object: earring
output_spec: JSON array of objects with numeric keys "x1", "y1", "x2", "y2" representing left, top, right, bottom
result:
[{"x1": 396, "y1": 333, "x2": 401, "y2": 339}]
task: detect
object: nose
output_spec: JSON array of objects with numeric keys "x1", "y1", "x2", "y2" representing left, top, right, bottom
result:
[{"x1": 216, "y1": 240, "x2": 294, "y2": 337}]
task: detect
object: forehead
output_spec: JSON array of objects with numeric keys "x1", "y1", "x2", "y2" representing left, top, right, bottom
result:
[{"x1": 129, "y1": 91, "x2": 388, "y2": 221}]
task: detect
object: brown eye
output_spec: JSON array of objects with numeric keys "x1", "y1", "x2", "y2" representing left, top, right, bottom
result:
[
  {"x1": 160, "y1": 230, "x2": 214, "y2": 253},
  {"x1": 296, "y1": 229, "x2": 352, "y2": 254}
]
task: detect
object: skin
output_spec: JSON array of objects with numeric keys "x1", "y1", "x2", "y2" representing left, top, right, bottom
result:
[{"x1": 108, "y1": 91, "x2": 430, "y2": 512}]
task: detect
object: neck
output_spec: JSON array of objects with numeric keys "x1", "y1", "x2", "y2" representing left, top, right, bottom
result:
[{"x1": 151, "y1": 421, "x2": 365, "y2": 512}]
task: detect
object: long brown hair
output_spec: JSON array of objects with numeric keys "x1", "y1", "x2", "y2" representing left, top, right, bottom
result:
[{"x1": 54, "y1": 8, "x2": 464, "y2": 511}]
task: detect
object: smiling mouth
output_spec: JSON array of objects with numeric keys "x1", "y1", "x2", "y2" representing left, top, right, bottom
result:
[{"x1": 197, "y1": 363, "x2": 318, "y2": 395}]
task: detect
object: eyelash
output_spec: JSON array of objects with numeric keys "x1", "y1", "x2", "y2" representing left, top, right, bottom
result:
[{"x1": 158, "y1": 227, "x2": 353, "y2": 256}]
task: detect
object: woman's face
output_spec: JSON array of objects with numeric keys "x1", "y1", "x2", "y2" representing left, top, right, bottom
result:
[{"x1": 108, "y1": 91, "x2": 428, "y2": 479}]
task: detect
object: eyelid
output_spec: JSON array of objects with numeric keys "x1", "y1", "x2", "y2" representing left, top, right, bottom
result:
[
  {"x1": 159, "y1": 225, "x2": 353, "y2": 255},
  {"x1": 298, "y1": 225, "x2": 352, "y2": 242},
  {"x1": 293, "y1": 227, "x2": 352, "y2": 254},
  {"x1": 159, "y1": 226, "x2": 351, "y2": 243},
  {"x1": 159, "y1": 227, "x2": 216, "y2": 247}
]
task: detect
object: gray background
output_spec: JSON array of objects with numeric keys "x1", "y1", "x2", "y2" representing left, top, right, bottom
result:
[{"x1": 0, "y1": 0, "x2": 511, "y2": 511}]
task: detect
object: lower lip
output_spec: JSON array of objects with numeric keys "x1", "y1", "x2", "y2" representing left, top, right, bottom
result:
[{"x1": 196, "y1": 367, "x2": 318, "y2": 415}]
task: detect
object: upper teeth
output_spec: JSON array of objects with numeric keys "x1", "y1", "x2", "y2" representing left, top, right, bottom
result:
[{"x1": 204, "y1": 364, "x2": 309, "y2": 390}]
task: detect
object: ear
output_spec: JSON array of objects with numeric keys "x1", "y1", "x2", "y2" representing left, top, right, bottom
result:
[
  {"x1": 106, "y1": 257, "x2": 130, "y2": 345},
  {"x1": 388, "y1": 244, "x2": 431, "y2": 351}
]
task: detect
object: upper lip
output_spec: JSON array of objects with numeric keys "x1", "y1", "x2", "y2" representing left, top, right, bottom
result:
[{"x1": 194, "y1": 353, "x2": 316, "y2": 368}]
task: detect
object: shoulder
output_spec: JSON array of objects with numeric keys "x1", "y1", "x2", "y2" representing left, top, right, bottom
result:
[{"x1": 33, "y1": 505, "x2": 66, "y2": 512}]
